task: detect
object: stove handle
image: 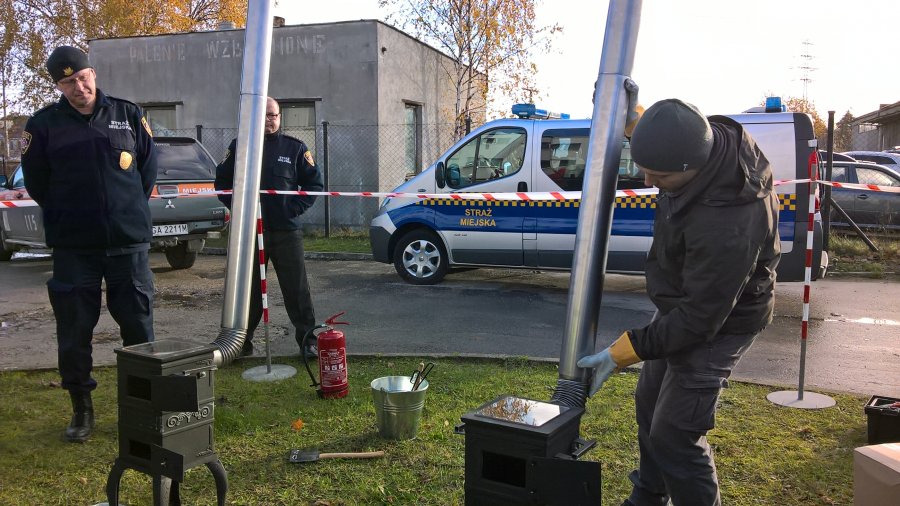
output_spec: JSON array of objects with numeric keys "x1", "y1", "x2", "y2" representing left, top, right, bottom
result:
[{"x1": 180, "y1": 365, "x2": 218, "y2": 378}]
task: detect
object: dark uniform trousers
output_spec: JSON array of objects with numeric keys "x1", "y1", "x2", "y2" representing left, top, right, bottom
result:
[
  {"x1": 247, "y1": 229, "x2": 316, "y2": 347},
  {"x1": 627, "y1": 330, "x2": 758, "y2": 506},
  {"x1": 48, "y1": 249, "x2": 155, "y2": 394}
]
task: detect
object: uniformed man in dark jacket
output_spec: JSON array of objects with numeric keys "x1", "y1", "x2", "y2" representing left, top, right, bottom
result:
[
  {"x1": 21, "y1": 46, "x2": 158, "y2": 443},
  {"x1": 215, "y1": 97, "x2": 324, "y2": 359},
  {"x1": 578, "y1": 99, "x2": 780, "y2": 506}
]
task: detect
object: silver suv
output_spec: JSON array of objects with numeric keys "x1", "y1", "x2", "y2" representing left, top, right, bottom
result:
[
  {"x1": 841, "y1": 151, "x2": 900, "y2": 175},
  {"x1": 0, "y1": 137, "x2": 228, "y2": 269}
]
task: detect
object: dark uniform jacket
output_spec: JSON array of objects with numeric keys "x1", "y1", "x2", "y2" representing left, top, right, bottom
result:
[
  {"x1": 215, "y1": 131, "x2": 323, "y2": 231},
  {"x1": 21, "y1": 90, "x2": 157, "y2": 252},
  {"x1": 628, "y1": 116, "x2": 781, "y2": 360}
]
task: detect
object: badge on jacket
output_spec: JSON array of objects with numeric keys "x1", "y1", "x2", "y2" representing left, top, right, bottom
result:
[
  {"x1": 304, "y1": 150, "x2": 315, "y2": 166},
  {"x1": 120, "y1": 151, "x2": 133, "y2": 170}
]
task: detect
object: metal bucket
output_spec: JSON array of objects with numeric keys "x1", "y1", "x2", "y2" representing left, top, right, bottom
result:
[{"x1": 371, "y1": 375, "x2": 429, "y2": 440}]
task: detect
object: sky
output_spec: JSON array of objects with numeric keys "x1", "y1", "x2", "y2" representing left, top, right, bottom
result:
[{"x1": 272, "y1": 0, "x2": 899, "y2": 120}]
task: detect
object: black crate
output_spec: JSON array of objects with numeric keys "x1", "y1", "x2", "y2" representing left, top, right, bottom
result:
[{"x1": 864, "y1": 395, "x2": 900, "y2": 444}]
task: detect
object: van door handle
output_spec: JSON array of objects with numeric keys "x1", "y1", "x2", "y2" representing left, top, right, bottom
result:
[
  {"x1": 856, "y1": 194, "x2": 868, "y2": 200},
  {"x1": 517, "y1": 182, "x2": 528, "y2": 192}
]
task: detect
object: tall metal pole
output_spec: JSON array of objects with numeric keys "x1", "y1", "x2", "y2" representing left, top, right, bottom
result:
[
  {"x1": 822, "y1": 111, "x2": 834, "y2": 251},
  {"x1": 213, "y1": 0, "x2": 275, "y2": 366},
  {"x1": 553, "y1": 0, "x2": 642, "y2": 407}
]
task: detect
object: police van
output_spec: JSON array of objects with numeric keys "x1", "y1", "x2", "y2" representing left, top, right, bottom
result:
[{"x1": 369, "y1": 101, "x2": 827, "y2": 285}]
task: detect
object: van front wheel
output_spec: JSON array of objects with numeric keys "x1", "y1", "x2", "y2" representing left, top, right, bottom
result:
[{"x1": 393, "y1": 229, "x2": 448, "y2": 285}]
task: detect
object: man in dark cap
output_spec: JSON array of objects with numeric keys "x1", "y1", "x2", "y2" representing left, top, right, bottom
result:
[
  {"x1": 578, "y1": 99, "x2": 780, "y2": 505},
  {"x1": 21, "y1": 45, "x2": 158, "y2": 443}
]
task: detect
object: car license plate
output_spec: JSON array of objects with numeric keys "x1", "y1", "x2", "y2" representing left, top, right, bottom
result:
[{"x1": 152, "y1": 224, "x2": 189, "y2": 236}]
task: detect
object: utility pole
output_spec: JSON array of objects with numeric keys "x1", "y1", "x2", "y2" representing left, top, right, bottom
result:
[{"x1": 799, "y1": 39, "x2": 816, "y2": 102}]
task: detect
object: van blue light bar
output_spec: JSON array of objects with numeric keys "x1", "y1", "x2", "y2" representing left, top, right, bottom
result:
[
  {"x1": 765, "y1": 96, "x2": 786, "y2": 113},
  {"x1": 512, "y1": 103, "x2": 570, "y2": 120}
]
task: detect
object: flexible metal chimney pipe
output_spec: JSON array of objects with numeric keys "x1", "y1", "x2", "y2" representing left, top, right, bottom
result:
[
  {"x1": 212, "y1": 0, "x2": 275, "y2": 366},
  {"x1": 552, "y1": 0, "x2": 643, "y2": 407}
]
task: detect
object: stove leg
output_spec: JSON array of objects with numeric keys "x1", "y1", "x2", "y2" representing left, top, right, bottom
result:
[
  {"x1": 105, "y1": 459, "x2": 126, "y2": 506},
  {"x1": 206, "y1": 459, "x2": 229, "y2": 506},
  {"x1": 169, "y1": 479, "x2": 181, "y2": 505},
  {"x1": 152, "y1": 474, "x2": 174, "y2": 506}
]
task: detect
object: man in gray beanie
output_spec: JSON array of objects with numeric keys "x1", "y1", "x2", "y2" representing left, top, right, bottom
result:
[{"x1": 578, "y1": 99, "x2": 780, "y2": 505}]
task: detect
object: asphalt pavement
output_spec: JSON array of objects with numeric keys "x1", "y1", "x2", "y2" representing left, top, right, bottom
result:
[{"x1": 1, "y1": 251, "x2": 898, "y2": 399}]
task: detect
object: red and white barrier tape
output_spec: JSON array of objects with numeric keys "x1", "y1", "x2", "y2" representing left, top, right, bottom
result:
[{"x1": 2, "y1": 178, "x2": 897, "y2": 208}]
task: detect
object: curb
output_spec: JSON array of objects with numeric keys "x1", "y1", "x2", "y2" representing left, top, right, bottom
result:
[{"x1": 202, "y1": 247, "x2": 373, "y2": 261}]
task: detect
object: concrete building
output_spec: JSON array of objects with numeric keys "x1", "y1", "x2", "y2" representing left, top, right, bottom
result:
[{"x1": 88, "y1": 20, "x2": 485, "y2": 229}]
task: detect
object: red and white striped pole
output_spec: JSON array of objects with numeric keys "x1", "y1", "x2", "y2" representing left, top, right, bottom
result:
[
  {"x1": 256, "y1": 207, "x2": 272, "y2": 374},
  {"x1": 767, "y1": 145, "x2": 834, "y2": 409},
  {"x1": 242, "y1": 203, "x2": 297, "y2": 382},
  {"x1": 797, "y1": 150, "x2": 819, "y2": 399}
]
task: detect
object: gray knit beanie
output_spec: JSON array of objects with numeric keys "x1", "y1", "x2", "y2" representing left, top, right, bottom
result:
[{"x1": 630, "y1": 99, "x2": 713, "y2": 172}]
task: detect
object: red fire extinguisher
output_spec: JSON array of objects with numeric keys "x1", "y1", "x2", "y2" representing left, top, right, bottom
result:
[{"x1": 301, "y1": 312, "x2": 350, "y2": 399}]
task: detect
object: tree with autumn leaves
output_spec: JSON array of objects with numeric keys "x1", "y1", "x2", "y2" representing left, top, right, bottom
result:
[
  {"x1": 379, "y1": 0, "x2": 560, "y2": 138},
  {"x1": 0, "y1": 0, "x2": 246, "y2": 113}
]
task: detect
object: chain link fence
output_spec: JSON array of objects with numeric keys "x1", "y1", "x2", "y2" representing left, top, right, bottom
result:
[
  {"x1": 851, "y1": 123, "x2": 883, "y2": 151},
  {"x1": 166, "y1": 122, "x2": 463, "y2": 232}
]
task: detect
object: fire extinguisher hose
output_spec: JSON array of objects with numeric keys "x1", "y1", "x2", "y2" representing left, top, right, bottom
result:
[{"x1": 300, "y1": 324, "x2": 329, "y2": 388}]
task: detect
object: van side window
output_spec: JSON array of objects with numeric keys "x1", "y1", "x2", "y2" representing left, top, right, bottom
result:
[
  {"x1": 540, "y1": 129, "x2": 588, "y2": 191},
  {"x1": 445, "y1": 127, "x2": 526, "y2": 189},
  {"x1": 540, "y1": 130, "x2": 647, "y2": 191}
]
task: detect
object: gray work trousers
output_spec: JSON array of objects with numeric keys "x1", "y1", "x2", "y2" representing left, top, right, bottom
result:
[{"x1": 627, "y1": 330, "x2": 759, "y2": 506}]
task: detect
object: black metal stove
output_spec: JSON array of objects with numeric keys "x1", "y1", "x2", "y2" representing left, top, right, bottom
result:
[
  {"x1": 457, "y1": 395, "x2": 600, "y2": 505},
  {"x1": 105, "y1": 339, "x2": 228, "y2": 506}
]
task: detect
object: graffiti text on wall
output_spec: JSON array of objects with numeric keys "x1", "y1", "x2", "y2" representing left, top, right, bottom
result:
[{"x1": 130, "y1": 44, "x2": 186, "y2": 63}]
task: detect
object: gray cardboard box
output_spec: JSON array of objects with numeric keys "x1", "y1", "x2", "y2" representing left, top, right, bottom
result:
[{"x1": 854, "y1": 443, "x2": 900, "y2": 505}]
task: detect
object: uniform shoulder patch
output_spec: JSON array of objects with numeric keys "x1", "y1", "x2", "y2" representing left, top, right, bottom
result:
[
  {"x1": 304, "y1": 150, "x2": 315, "y2": 166},
  {"x1": 21, "y1": 131, "x2": 31, "y2": 155},
  {"x1": 141, "y1": 116, "x2": 153, "y2": 137}
]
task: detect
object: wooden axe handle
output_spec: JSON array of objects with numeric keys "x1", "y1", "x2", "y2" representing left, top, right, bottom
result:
[{"x1": 319, "y1": 451, "x2": 385, "y2": 459}]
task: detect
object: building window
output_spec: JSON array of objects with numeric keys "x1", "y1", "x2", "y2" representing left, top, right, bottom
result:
[
  {"x1": 404, "y1": 102, "x2": 422, "y2": 174},
  {"x1": 858, "y1": 123, "x2": 878, "y2": 134},
  {"x1": 279, "y1": 102, "x2": 317, "y2": 152},
  {"x1": 143, "y1": 105, "x2": 176, "y2": 134},
  {"x1": 280, "y1": 102, "x2": 316, "y2": 128}
]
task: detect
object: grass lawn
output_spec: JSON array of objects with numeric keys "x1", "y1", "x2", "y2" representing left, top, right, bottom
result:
[
  {"x1": 828, "y1": 232, "x2": 899, "y2": 276},
  {"x1": 206, "y1": 229, "x2": 371, "y2": 254},
  {"x1": 0, "y1": 357, "x2": 867, "y2": 505}
]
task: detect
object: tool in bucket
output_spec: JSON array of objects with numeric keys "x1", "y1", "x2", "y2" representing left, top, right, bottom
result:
[
  {"x1": 410, "y1": 362, "x2": 435, "y2": 391},
  {"x1": 288, "y1": 449, "x2": 385, "y2": 463}
]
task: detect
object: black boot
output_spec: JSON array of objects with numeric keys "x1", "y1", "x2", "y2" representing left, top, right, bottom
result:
[
  {"x1": 65, "y1": 391, "x2": 94, "y2": 443},
  {"x1": 241, "y1": 339, "x2": 254, "y2": 357}
]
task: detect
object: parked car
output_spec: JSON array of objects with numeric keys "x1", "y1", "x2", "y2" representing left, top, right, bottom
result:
[
  {"x1": 0, "y1": 137, "x2": 228, "y2": 268},
  {"x1": 840, "y1": 151, "x2": 900, "y2": 174},
  {"x1": 827, "y1": 161, "x2": 900, "y2": 230}
]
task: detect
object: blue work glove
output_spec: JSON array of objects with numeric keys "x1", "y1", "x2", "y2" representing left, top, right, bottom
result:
[{"x1": 577, "y1": 348, "x2": 618, "y2": 397}]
